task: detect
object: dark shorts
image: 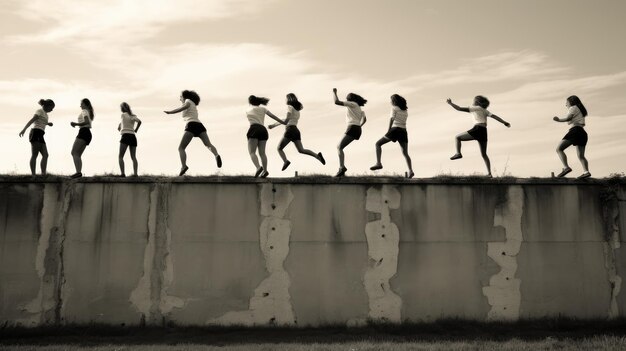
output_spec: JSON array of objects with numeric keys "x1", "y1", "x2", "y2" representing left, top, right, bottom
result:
[
  {"x1": 29, "y1": 129, "x2": 45, "y2": 144},
  {"x1": 77, "y1": 128, "x2": 92, "y2": 145},
  {"x1": 185, "y1": 122, "x2": 207, "y2": 137},
  {"x1": 467, "y1": 125, "x2": 488, "y2": 143},
  {"x1": 563, "y1": 126, "x2": 588, "y2": 146},
  {"x1": 384, "y1": 127, "x2": 408, "y2": 143},
  {"x1": 345, "y1": 125, "x2": 362, "y2": 140},
  {"x1": 284, "y1": 125, "x2": 301, "y2": 142},
  {"x1": 247, "y1": 124, "x2": 269, "y2": 141},
  {"x1": 120, "y1": 133, "x2": 138, "y2": 147}
]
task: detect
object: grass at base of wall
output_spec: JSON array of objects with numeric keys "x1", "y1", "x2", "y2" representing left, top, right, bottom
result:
[{"x1": 2, "y1": 318, "x2": 626, "y2": 348}]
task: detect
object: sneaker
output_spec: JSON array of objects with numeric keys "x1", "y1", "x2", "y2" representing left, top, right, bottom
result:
[
  {"x1": 216, "y1": 155, "x2": 222, "y2": 168},
  {"x1": 254, "y1": 167, "x2": 264, "y2": 178},
  {"x1": 335, "y1": 167, "x2": 347, "y2": 177},
  {"x1": 557, "y1": 167, "x2": 572, "y2": 178},
  {"x1": 260, "y1": 170, "x2": 269, "y2": 178},
  {"x1": 318, "y1": 152, "x2": 326, "y2": 165},
  {"x1": 282, "y1": 161, "x2": 291, "y2": 171},
  {"x1": 370, "y1": 164, "x2": 383, "y2": 171},
  {"x1": 450, "y1": 153, "x2": 462, "y2": 160},
  {"x1": 577, "y1": 171, "x2": 591, "y2": 179},
  {"x1": 70, "y1": 172, "x2": 82, "y2": 179},
  {"x1": 179, "y1": 166, "x2": 189, "y2": 176},
  {"x1": 406, "y1": 171, "x2": 415, "y2": 179}
]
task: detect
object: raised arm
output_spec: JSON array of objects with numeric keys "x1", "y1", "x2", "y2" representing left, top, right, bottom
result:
[
  {"x1": 446, "y1": 98, "x2": 470, "y2": 113},
  {"x1": 265, "y1": 110, "x2": 287, "y2": 125},
  {"x1": 164, "y1": 100, "x2": 190, "y2": 115},
  {"x1": 19, "y1": 115, "x2": 37, "y2": 137},
  {"x1": 333, "y1": 88, "x2": 345, "y2": 106},
  {"x1": 489, "y1": 114, "x2": 511, "y2": 127}
]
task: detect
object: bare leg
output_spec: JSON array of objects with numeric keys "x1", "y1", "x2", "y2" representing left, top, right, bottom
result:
[
  {"x1": 178, "y1": 132, "x2": 194, "y2": 169},
  {"x1": 293, "y1": 140, "x2": 319, "y2": 159},
  {"x1": 556, "y1": 139, "x2": 573, "y2": 169},
  {"x1": 374, "y1": 137, "x2": 391, "y2": 166},
  {"x1": 479, "y1": 140, "x2": 491, "y2": 176},
  {"x1": 71, "y1": 139, "x2": 87, "y2": 174},
  {"x1": 40, "y1": 143, "x2": 49, "y2": 175},
  {"x1": 198, "y1": 132, "x2": 219, "y2": 156},
  {"x1": 129, "y1": 146, "x2": 138, "y2": 176},
  {"x1": 258, "y1": 140, "x2": 268, "y2": 170},
  {"x1": 576, "y1": 145, "x2": 589, "y2": 172},
  {"x1": 29, "y1": 143, "x2": 40, "y2": 175},
  {"x1": 119, "y1": 143, "x2": 128, "y2": 175},
  {"x1": 277, "y1": 137, "x2": 291, "y2": 163},
  {"x1": 337, "y1": 134, "x2": 355, "y2": 169},
  {"x1": 454, "y1": 132, "x2": 474, "y2": 155},
  {"x1": 399, "y1": 141, "x2": 413, "y2": 175},
  {"x1": 247, "y1": 138, "x2": 261, "y2": 170}
]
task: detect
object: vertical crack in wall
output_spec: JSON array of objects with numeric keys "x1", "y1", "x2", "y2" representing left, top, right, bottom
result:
[
  {"x1": 482, "y1": 186, "x2": 524, "y2": 320},
  {"x1": 129, "y1": 183, "x2": 184, "y2": 325},
  {"x1": 208, "y1": 183, "x2": 296, "y2": 326},
  {"x1": 601, "y1": 191, "x2": 622, "y2": 319},
  {"x1": 351, "y1": 185, "x2": 402, "y2": 325}
]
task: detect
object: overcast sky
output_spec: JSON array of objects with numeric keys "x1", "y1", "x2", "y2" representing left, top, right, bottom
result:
[{"x1": 1, "y1": 0, "x2": 625, "y2": 177}]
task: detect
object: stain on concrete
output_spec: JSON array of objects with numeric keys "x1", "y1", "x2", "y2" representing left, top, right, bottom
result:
[
  {"x1": 208, "y1": 183, "x2": 296, "y2": 326},
  {"x1": 350, "y1": 185, "x2": 402, "y2": 325},
  {"x1": 483, "y1": 186, "x2": 524, "y2": 320},
  {"x1": 601, "y1": 189, "x2": 622, "y2": 318}
]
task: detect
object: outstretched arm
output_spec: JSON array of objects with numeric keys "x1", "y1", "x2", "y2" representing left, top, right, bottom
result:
[
  {"x1": 490, "y1": 114, "x2": 511, "y2": 127},
  {"x1": 333, "y1": 88, "x2": 345, "y2": 106},
  {"x1": 19, "y1": 116, "x2": 37, "y2": 137},
  {"x1": 269, "y1": 111, "x2": 292, "y2": 129},
  {"x1": 164, "y1": 101, "x2": 190, "y2": 115},
  {"x1": 446, "y1": 98, "x2": 470, "y2": 113},
  {"x1": 265, "y1": 110, "x2": 287, "y2": 125}
]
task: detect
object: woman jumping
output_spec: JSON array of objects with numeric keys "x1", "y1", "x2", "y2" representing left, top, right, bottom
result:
[
  {"x1": 447, "y1": 96, "x2": 510, "y2": 177},
  {"x1": 70, "y1": 98, "x2": 95, "y2": 178},
  {"x1": 246, "y1": 95, "x2": 286, "y2": 178},
  {"x1": 164, "y1": 90, "x2": 222, "y2": 176},
  {"x1": 369, "y1": 94, "x2": 414, "y2": 178},
  {"x1": 553, "y1": 95, "x2": 590, "y2": 179},
  {"x1": 19, "y1": 99, "x2": 55, "y2": 175},
  {"x1": 117, "y1": 102, "x2": 142, "y2": 177},
  {"x1": 268, "y1": 93, "x2": 325, "y2": 171},
  {"x1": 332, "y1": 88, "x2": 367, "y2": 177}
]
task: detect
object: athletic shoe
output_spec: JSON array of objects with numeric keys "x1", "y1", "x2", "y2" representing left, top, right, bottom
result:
[
  {"x1": 179, "y1": 166, "x2": 189, "y2": 176},
  {"x1": 557, "y1": 167, "x2": 572, "y2": 178},
  {"x1": 282, "y1": 161, "x2": 291, "y2": 171},
  {"x1": 334, "y1": 167, "x2": 347, "y2": 177},
  {"x1": 577, "y1": 172, "x2": 591, "y2": 179},
  {"x1": 216, "y1": 155, "x2": 222, "y2": 168},
  {"x1": 318, "y1": 153, "x2": 326, "y2": 165},
  {"x1": 260, "y1": 170, "x2": 269, "y2": 178},
  {"x1": 450, "y1": 153, "x2": 462, "y2": 160},
  {"x1": 254, "y1": 167, "x2": 264, "y2": 178},
  {"x1": 370, "y1": 164, "x2": 383, "y2": 171},
  {"x1": 70, "y1": 172, "x2": 82, "y2": 179}
]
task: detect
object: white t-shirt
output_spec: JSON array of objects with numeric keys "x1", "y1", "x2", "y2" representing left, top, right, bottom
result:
[
  {"x1": 286, "y1": 105, "x2": 300, "y2": 126},
  {"x1": 33, "y1": 108, "x2": 49, "y2": 131},
  {"x1": 120, "y1": 112, "x2": 140, "y2": 134},
  {"x1": 78, "y1": 109, "x2": 92, "y2": 128},
  {"x1": 182, "y1": 99, "x2": 200, "y2": 124},
  {"x1": 390, "y1": 106, "x2": 408, "y2": 128},
  {"x1": 247, "y1": 105, "x2": 267, "y2": 125},
  {"x1": 344, "y1": 101, "x2": 364, "y2": 126},
  {"x1": 567, "y1": 105, "x2": 585, "y2": 126},
  {"x1": 468, "y1": 105, "x2": 492, "y2": 125}
]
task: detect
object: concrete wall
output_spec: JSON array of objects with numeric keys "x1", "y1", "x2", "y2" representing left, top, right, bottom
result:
[{"x1": 0, "y1": 178, "x2": 624, "y2": 326}]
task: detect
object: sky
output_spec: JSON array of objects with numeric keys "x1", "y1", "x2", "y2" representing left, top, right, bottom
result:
[{"x1": 1, "y1": 0, "x2": 625, "y2": 177}]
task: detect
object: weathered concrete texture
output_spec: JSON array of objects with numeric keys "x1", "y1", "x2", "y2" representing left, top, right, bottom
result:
[
  {"x1": 62, "y1": 183, "x2": 150, "y2": 324},
  {"x1": 483, "y1": 186, "x2": 524, "y2": 320},
  {"x1": 1, "y1": 180, "x2": 626, "y2": 326}
]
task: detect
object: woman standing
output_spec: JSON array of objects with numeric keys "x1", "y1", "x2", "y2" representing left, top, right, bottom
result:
[
  {"x1": 19, "y1": 99, "x2": 55, "y2": 175},
  {"x1": 118, "y1": 102, "x2": 142, "y2": 177},
  {"x1": 70, "y1": 98, "x2": 94, "y2": 178}
]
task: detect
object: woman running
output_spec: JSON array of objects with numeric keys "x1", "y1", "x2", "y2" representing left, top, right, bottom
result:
[
  {"x1": 369, "y1": 94, "x2": 414, "y2": 178},
  {"x1": 268, "y1": 93, "x2": 325, "y2": 171},
  {"x1": 164, "y1": 90, "x2": 222, "y2": 176},
  {"x1": 70, "y1": 98, "x2": 94, "y2": 178},
  {"x1": 117, "y1": 102, "x2": 142, "y2": 177},
  {"x1": 447, "y1": 96, "x2": 510, "y2": 177},
  {"x1": 332, "y1": 88, "x2": 367, "y2": 177},
  {"x1": 18, "y1": 99, "x2": 55, "y2": 175},
  {"x1": 553, "y1": 95, "x2": 590, "y2": 179},
  {"x1": 246, "y1": 95, "x2": 286, "y2": 178}
]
